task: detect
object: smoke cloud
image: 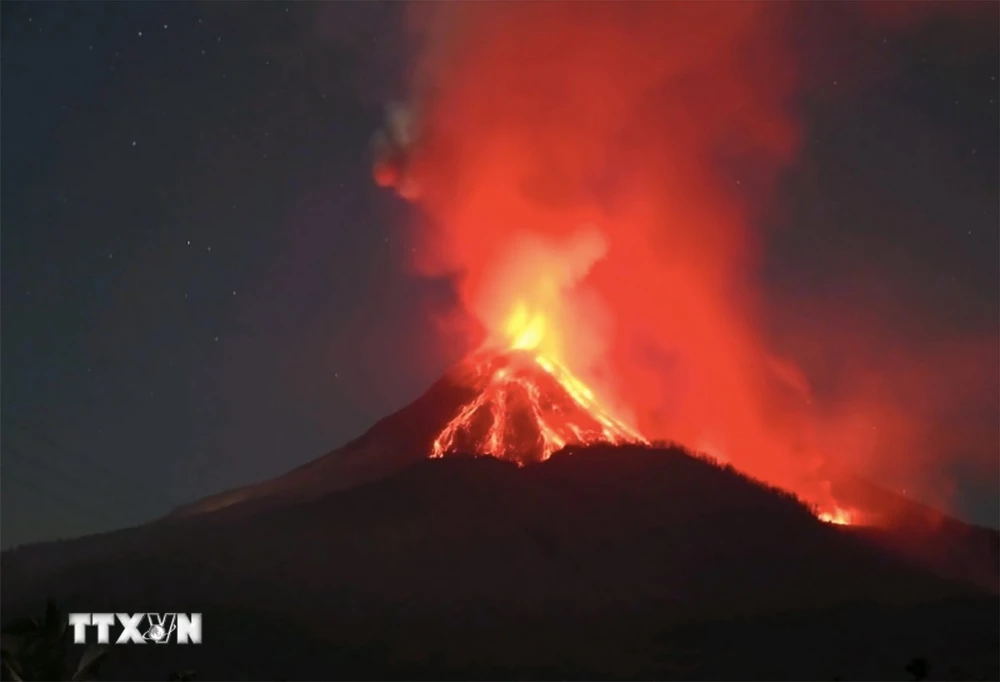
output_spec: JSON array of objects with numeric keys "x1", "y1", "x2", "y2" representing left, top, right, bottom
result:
[{"x1": 376, "y1": 2, "x2": 997, "y2": 520}]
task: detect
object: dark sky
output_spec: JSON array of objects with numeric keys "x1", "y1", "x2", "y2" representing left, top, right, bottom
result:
[{"x1": 2, "y1": 2, "x2": 997, "y2": 548}]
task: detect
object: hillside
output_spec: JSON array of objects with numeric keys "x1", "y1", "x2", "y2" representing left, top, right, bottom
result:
[
  {"x1": 2, "y1": 445, "x2": 997, "y2": 680},
  {"x1": 163, "y1": 347, "x2": 651, "y2": 521}
]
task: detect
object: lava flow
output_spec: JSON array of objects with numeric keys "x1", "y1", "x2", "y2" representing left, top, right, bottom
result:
[
  {"x1": 432, "y1": 306, "x2": 647, "y2": 465},
  {"x1": 818, "y1": 508, "x2": 856, "y2": 526}
]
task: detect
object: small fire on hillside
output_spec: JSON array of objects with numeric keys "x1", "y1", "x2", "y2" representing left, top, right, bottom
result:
[{"x1": 818, "y1": 507, "x2": 858, "y2": 526}]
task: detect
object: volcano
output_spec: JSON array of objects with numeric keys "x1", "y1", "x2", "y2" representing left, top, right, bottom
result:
[
  {"x1": 7, "y1": 333, "x2": 997, "y2": 680},
  {"x1": 3, "y1": 445, "x2": 998, "y2": 680},
  {"x1": 169, "y1": 348, "x2": 646, "y2": 519},
  {"x1": 2, "y1": 359, "x2": 998, "y2": 680},
  {"x1": 156, "y1": 346, "x2": 998, "y2": 593}
]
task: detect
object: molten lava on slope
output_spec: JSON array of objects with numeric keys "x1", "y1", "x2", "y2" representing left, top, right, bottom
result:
[
  {"x1": 432, "y1": 349, "x2": 647, "y2": 464},
  {"x1": 431, "y1": 293, "x2": 648, "y2": 465}
]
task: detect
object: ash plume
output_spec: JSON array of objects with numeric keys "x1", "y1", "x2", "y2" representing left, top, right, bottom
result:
[{"x1": 371, "y1": 2, "x2": 998, "y2": 520}]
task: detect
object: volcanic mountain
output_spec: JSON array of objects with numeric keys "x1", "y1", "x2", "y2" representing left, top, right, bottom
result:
[
  {"x1": 3, "y1": 446, "x2": 998, "y2": 680},
  {"x1": 159, "y1": 346, "x2": 997, "y2": 596},
  {"x1": 169, "y1": 348, "x2": 646, "y2": 520},
  {"x1": 2, "y1": 350, "x2": 998, "y2": 679}
]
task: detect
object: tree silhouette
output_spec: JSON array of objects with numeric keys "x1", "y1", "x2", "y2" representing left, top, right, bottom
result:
[
  {"x1": 0, "y1": 600, "x2": 108, "y2": 681},
  {"x1": 905, "y1": 656, "x2": 930, "y2": 681}
]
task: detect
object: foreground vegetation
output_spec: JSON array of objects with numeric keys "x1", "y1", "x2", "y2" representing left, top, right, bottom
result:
[{"x1": 0, "y1": 600, "x2": 194, "y2": 681}]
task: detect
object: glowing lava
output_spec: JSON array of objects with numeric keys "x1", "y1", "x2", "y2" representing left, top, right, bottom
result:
[
  {"x1": 818, "y1": 507, "x2": 857, "y2": 526},
  {"x1": 432, "y1": 304, "x2": 647, "y2": 464}
]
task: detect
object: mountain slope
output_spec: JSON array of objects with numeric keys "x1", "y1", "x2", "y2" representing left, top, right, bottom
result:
[
  {"x1": 167, "y1": 348, "x2": 646, "y2": 520},
  {"x1": 165, "y1": 368, "x2": 477, "y2": 519},
  {"x1": 2, "y1": 446, "x2": 997, "y2": 680},
  {"x1": 159, "y1": 347, "x2": 998, "y2": 596}
]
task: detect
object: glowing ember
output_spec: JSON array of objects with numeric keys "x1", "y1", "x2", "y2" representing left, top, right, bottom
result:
[
  {"x1": 818, "y1": 507, "x2": 856, "y2": 526},
  {"x1": 432, "y1": 304, "x2": 647, "y2": 464}
]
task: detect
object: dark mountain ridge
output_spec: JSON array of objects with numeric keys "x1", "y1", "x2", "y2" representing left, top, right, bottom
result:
[
  {"x1": 163, "y1": 368, "x2": 476, "y2": 520},
  {"x1": 162, "y1": 347, "x2": 648, "y2": 521},
  {"x1": 2, "y1": 445, "x2": 997, "y2": 680}
]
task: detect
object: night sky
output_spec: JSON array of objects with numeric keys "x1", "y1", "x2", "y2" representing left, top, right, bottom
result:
[{"x1": 2, "y1": 2, "x2": 997, "y2": 548}]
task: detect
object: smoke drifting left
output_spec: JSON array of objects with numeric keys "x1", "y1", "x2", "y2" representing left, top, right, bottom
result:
[{"x1": 369, "y1": 2, "x2": 997, "y2": 521}]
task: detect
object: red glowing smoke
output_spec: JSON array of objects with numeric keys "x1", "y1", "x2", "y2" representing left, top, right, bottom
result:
[{"x1": 375, "y1": 2, "x2": 997, "y2": 520}]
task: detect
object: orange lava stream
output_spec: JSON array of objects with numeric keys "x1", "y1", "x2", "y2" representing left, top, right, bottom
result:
[{"x1": 431, "y1": 350, "x2": 647, "y2": 463}]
